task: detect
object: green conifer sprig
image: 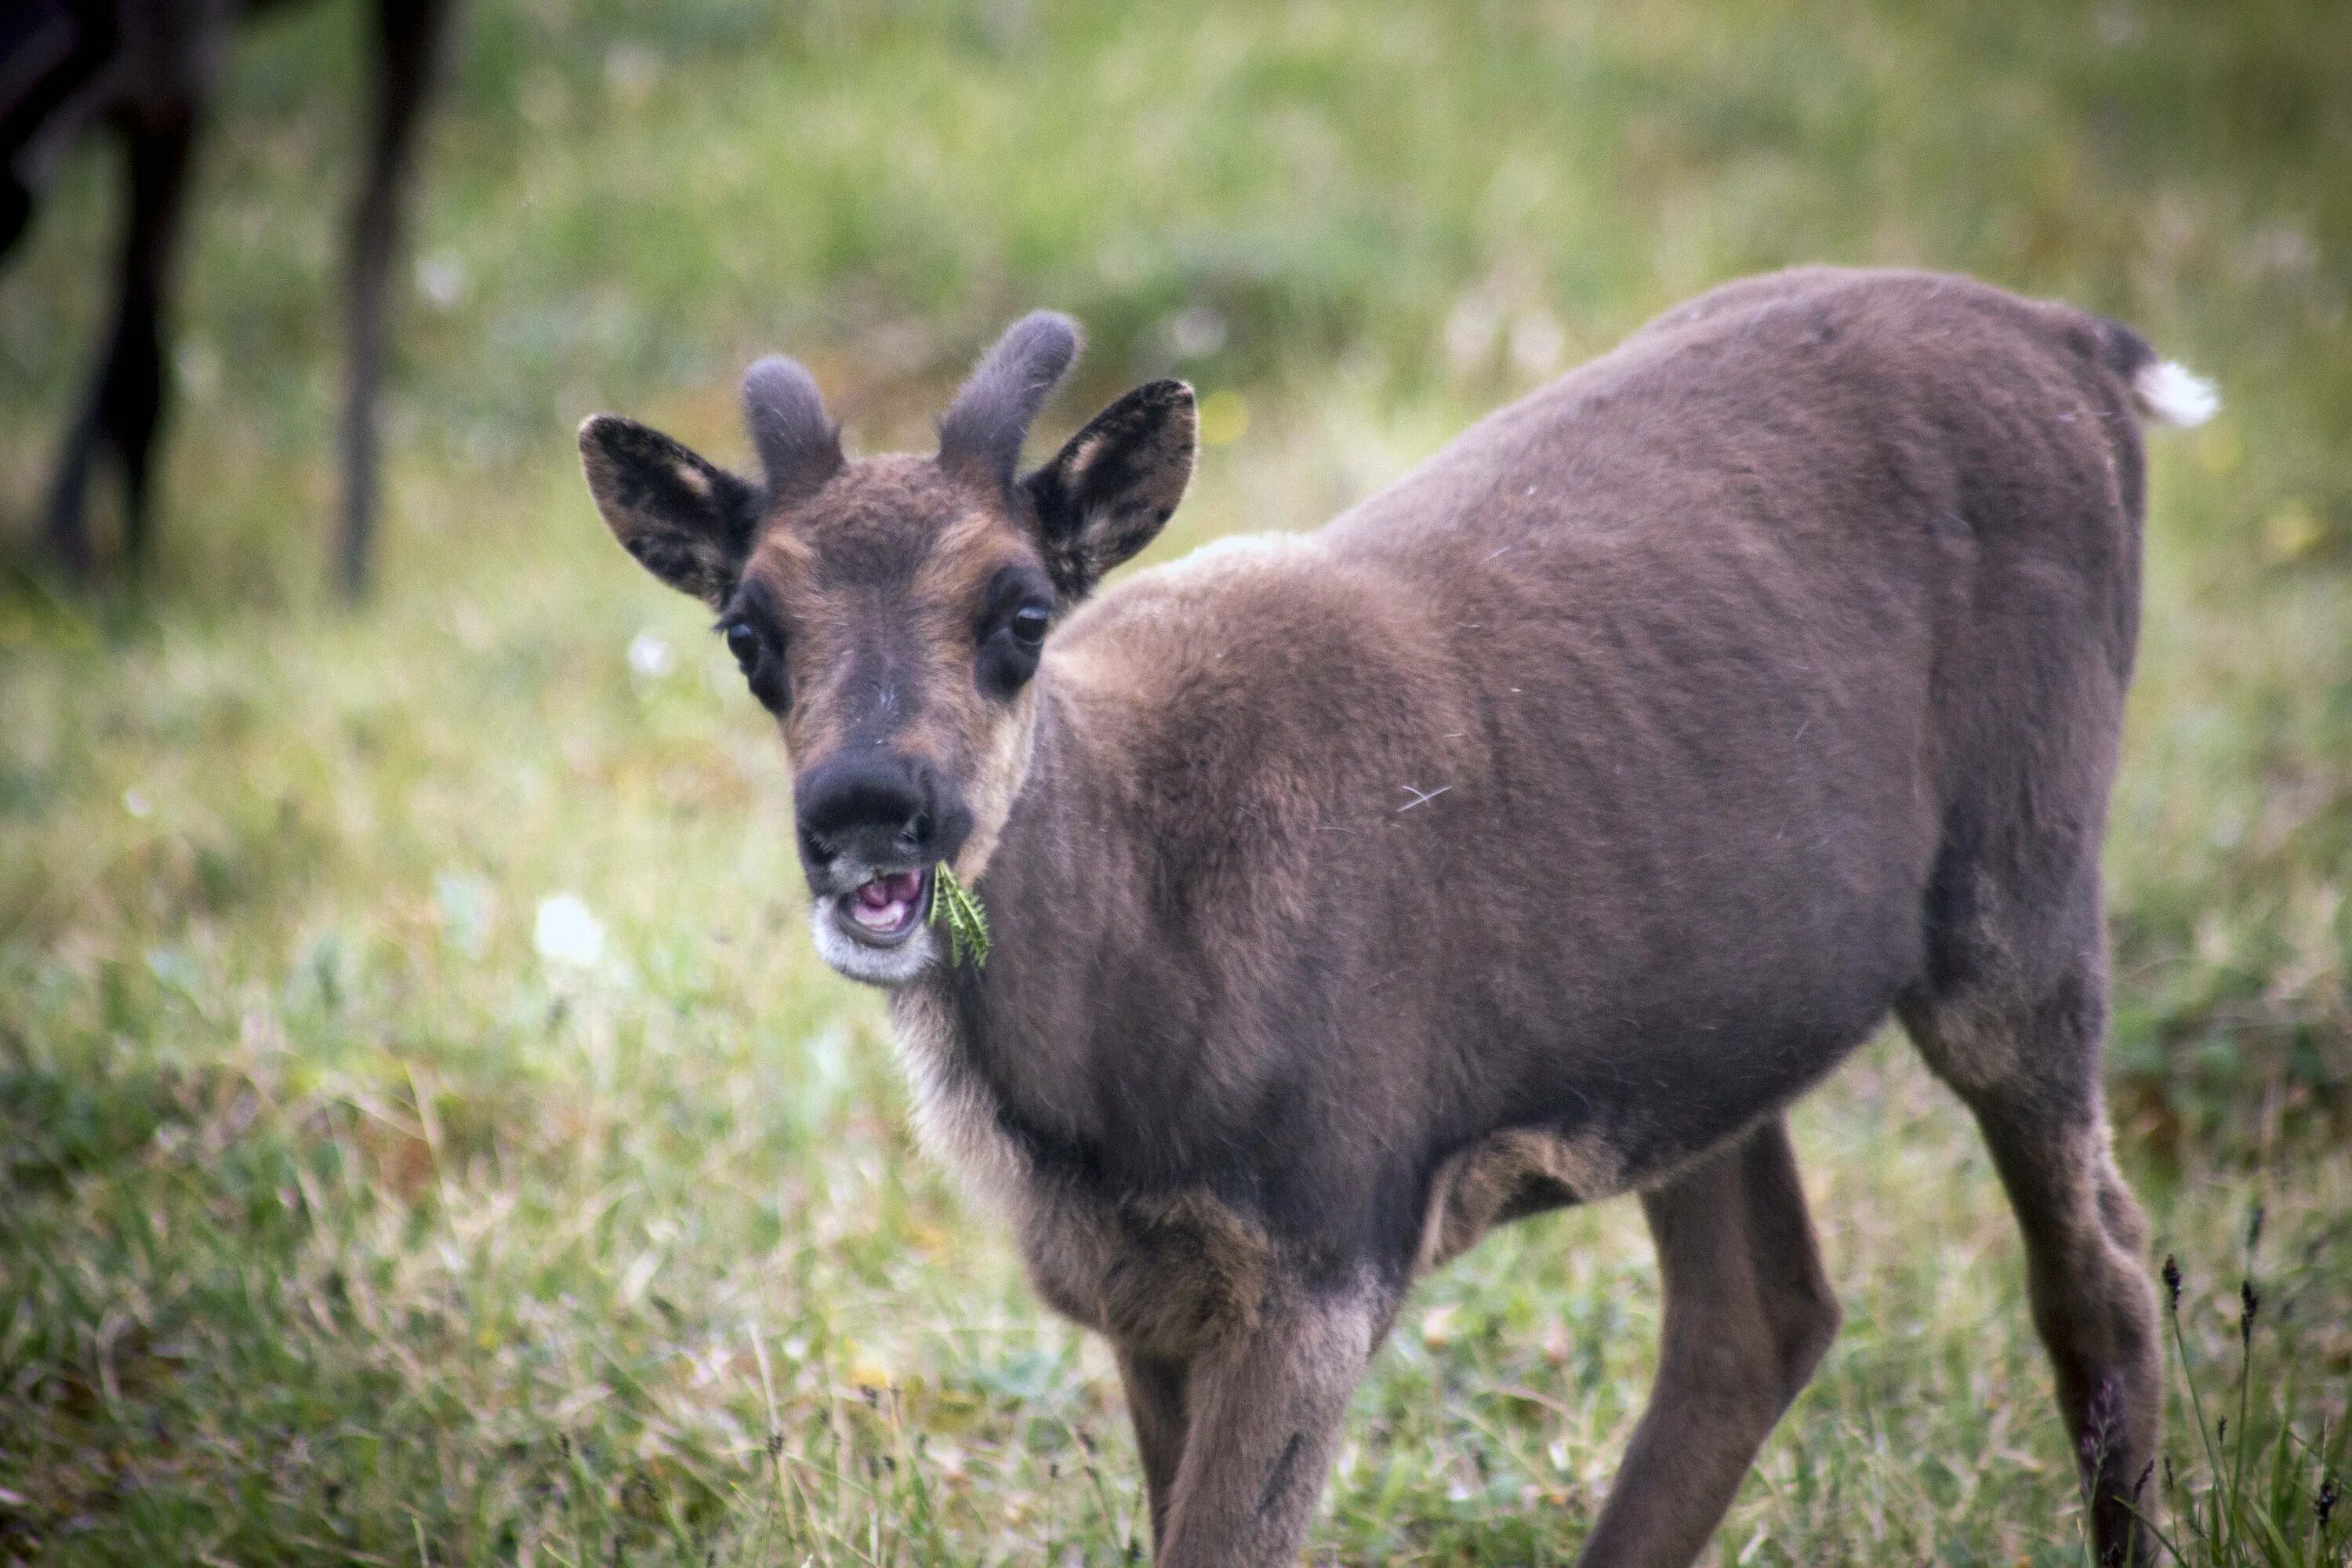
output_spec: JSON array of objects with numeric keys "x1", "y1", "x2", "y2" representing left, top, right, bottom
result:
[{"x1": 931, "y1": 862, "x2": 991, "y2": 969}]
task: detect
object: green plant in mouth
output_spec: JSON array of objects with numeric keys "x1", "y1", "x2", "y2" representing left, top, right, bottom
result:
[{"x1": 932, "y1": 861, "x2": 991, "y2": 969}]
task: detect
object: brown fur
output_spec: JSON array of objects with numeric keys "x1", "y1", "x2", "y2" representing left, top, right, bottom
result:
[
  {"x1": 1020, "y1": 1181, "x2": 1278, "y2": 1357},
  {"x1": 1416, "y1": 1124, "x2": 1626, "y2": 1274},
  {"x1": 579, "y1": 269, "x2": 2190, "y2": 1566}
]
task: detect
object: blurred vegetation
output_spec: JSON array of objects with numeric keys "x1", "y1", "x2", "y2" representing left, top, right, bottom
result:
[{"x1": 1, "y1": 0, "x2": 2347, "y2": 1561}]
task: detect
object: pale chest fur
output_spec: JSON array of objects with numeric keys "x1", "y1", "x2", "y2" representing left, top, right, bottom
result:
[
  {"x1": 886, "y1": 982, "x2": 1636, "y2": 1356},
  {"x1": 885, "y1": 986, "x2": 1281, "y2": 1357}
]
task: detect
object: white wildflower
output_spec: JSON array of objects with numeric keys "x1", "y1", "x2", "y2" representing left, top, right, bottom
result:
[
  {"x1": 534, "y1": 894, "x2": 605, "y2": 968},
  {"x1": 628, "y1": 630, "x2": 673, "y2": 677}
]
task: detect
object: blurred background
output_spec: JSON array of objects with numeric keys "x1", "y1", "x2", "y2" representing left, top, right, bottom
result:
[{"x1": 2, "y1": 1, "x2": 2347, "y2": 1562}]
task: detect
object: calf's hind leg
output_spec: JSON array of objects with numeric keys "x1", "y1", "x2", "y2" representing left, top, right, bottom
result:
[
  {"x1": 1900, "y1": 946, "x2": 2161, "y2": 1566},
  {"x1": 1577, "y1": 1116, "x2": 1842, "y2": 1568}
]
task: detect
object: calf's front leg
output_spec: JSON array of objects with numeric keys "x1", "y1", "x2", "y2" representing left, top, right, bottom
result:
[
  {"x1": 1577, "y1": 1116, "x2": 1842, "y2": 1567},
  {"x1": 1114, "y1": 1345, "x2": 1189, "y2": 1551},
  {"x1": 1147, "y1": 1285, "x2": 1385, "y2": 1568}
]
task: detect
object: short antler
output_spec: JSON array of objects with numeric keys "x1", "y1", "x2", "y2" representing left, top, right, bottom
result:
[
  {"x1": 742, "y1": 355, "x2": 842, "y2": 501},
  {"x1": 937, "y1": 311, "x2": 1082, "y2": 486}
]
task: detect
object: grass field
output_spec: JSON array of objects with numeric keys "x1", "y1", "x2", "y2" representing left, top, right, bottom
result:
[{"x1": 3, "y1": 0, "x2": 2350, "y2": 1561}]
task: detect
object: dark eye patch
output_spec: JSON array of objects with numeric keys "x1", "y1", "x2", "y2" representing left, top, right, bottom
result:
[
  {"x1": 716, "y1": 583, "x2": 792, "y2": 714},
  {"x1": 724, "y1": 620, "x2": 761, "y2": 672},
  {"x1": 974, "y1": 562, "x2": 1056, "y2": 699},
  {"x1": 975, "y1": 563, "x2": 1057, "y2": 631}
]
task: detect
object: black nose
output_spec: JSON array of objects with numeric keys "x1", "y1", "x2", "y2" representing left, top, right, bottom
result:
[{"x1": 793, "y1": 753, "x2": 966, "y2": 873}]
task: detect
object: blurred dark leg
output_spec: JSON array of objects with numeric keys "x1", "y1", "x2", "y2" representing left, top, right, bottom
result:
[
  {"x1": 45, "y1": 104, "x2": 197, "y2": 578},
  {"x1": 0, "y1": 174, "x2": 31, "y2": 260},
  {"x1": 335, "y1": 0, "x2": 453, "y2": 602}
]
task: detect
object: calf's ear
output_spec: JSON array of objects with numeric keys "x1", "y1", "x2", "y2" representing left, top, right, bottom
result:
[
  {"x1": 578, "y1": 415, "x2": 761, "y2": 608},
  {"x1": 1022, "y1": 379, "x2": 1196, "y2": 600}
]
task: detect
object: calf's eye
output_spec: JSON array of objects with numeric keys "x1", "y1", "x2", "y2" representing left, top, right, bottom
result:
[
  {"x1": 724, "y1": 619, "x2": 761, "y2": 673},
  {"x1": 1010, "y1": 605, "x2": 1050, "y2": 648}
]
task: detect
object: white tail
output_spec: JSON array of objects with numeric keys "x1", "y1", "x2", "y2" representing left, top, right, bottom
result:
[{"x1": 2132, "y1": 358, "x2": 2221, "y2": 426}]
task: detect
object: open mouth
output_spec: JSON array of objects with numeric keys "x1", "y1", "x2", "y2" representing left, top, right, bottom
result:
[{"x1": 834, "y1": 866, "x2": 931, "y2": 946}]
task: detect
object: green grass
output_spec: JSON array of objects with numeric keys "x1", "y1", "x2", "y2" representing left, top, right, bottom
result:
[{"x1": 3, "y1": 0, "x2": 2350, "y2": 1561}]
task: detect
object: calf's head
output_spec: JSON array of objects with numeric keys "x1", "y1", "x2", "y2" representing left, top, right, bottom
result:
[{"x1": 579, "y1": 314, "x2": 1196, "y2": 985}]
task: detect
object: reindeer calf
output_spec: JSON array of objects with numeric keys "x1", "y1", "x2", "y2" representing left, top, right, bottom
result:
[{"x1": 579, "y1": 267, "x2": 2215, "y2": 1566}]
